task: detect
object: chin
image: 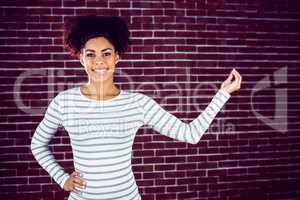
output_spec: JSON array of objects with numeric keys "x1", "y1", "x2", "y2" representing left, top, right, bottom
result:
[{"x1": 89, "y1": 72, "x2": 114, "y2": 83}]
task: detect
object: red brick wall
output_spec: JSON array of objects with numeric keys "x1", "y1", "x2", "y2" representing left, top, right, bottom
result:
[{"x1": 1, "y1": 0, "x2": 300, "y2": 199}]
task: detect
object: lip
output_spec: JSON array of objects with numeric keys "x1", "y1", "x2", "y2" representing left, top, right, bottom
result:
[
  {"x1": 92, "y1": 68, "x2": 110, "y2": 77},
  {"x1": 92, "y1": 67, "x2": 109, "y2": 71}
]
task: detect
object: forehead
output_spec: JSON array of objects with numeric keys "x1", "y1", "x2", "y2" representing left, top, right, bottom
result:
[{"x1": 84, "y1": 37, "x2": 114, "y2": 50}]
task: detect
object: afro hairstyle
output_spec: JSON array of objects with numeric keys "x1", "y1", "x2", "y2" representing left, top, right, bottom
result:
[{"x1": 63, "y1": 15, "x2": 131, "y2": 59}]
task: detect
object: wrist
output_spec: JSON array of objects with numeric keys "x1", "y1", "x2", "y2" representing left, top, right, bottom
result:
[{"x1": 219, "y1": 88, "x2": 231, "y2": 98}]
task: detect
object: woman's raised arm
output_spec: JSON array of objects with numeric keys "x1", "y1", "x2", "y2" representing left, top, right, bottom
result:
[
  {"x1": 136, "y1": 88, "x2": 230, "y2": 144},
  {"x1": 136, "y1": 68, "x2": 241, "y2": 144}
]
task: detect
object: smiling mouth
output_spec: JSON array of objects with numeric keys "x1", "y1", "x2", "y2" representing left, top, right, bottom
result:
[{"x1": 92, "y1": 68, "x2": 110, "y2": 76}]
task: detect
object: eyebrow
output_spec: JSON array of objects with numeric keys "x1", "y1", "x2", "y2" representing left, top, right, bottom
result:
[{"x1": 85, "y1": 48, "x2": 112, "y2": 53}]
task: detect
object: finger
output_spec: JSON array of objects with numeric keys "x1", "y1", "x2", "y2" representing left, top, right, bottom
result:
[
  {"x1": 236, "y1": 70, "x2": 242, "y2": 83},
  {"x1": 232, "y1": 69, "x2": 240, "y2": 82},
  {"x1": 224, "y1": 72, "x2": 234, "y2": 84},
  {"x1": 233, "y1": 69, "x2": 241, "y2": 81},
  {"x1": 71, "y1": 171, "x2": 78, "y2": 177},
  {"x1": 75, "y1": 182, "x2": 86, "y2": 189},
  {"x1": 231, "y1": 70, "x2": 237, "y2": 82},
  {"x1": 74, "y1": 177, "x2": 86, "y2": 187},
  {"x1": 227, "y1": 72, "x2": 234, "y2": 81},
  {"x1": 72, "y1": 186, "x2": 82, "y2": 195},
  {"x1": 231, "y1": 71, "x2": 240, "y2": 87},
  {"x1": 72, "y1": 171, "x2": 82, "y2": 177},
  {"x1": 231, "y1": 68, "x2": 242, "y2": 89},
  {"x1": 71, "y1": 183, "x2": 83, "y2": 194},
  {"x1": 72, "y1": 172, "x2": 84, "y2": 183},
  {"x1": 233, "y1": 72, "x2": 242, "y2": 89}
]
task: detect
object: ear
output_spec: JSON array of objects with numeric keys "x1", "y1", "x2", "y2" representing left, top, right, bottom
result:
[
  {"x1": 115, "y1": 52, "x2": 120, "y2": 65},
  {"x1": 79, "y1": 51, "x2": 84, "y2": 66}
]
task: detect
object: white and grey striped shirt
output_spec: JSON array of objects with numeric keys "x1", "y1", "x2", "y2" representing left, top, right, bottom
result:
[{"x1": 30, "y1": 86, "x2": 230, "y2": 200}]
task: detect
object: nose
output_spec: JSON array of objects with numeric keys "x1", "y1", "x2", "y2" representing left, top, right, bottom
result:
[
  {"x1": 95, "y1": 57, "x2": 103, "y2": 64},
  {"x1": 94, "y1": 55, "x2": 105, "y2": 64}
]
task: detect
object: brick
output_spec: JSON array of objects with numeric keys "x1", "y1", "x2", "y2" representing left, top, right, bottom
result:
[
  {"x1": 167, "y1": 185, "x2": 187, "y2": 193},
  {"x1": 1, "y1": 0, "x2": 300, "y2": 199},
  {"x1": 154, "y1": 164, "x2": 175, "y2": 171},
  {"x1": 155, "y1": 178, "x2": 176, "y2": 185},
  {"x1": 143, "y1": 172, "x2": 164, "y2": 179}
]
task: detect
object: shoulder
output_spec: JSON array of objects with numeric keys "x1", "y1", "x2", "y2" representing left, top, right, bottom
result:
[
  {"x1": 51, "y1": 86, "x2": 78, "y2": 105},
  {"x1": 58, "y1": 86, "x2": 78, "y2": 96},
  {"x1": 122, "y1": 90, "x2": 157, "y2": 109},
  {"x1": 123, "y1": 90, "x2": 152, "y2": 101}
]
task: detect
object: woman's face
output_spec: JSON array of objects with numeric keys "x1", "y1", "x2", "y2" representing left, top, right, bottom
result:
[{"x1": 79, "y1": 37, "x2": 120, "y2": 83}]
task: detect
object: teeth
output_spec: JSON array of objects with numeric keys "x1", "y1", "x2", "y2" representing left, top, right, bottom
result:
[{"x1": 93, "y1": 68, "x2": 108, "y2": 75}]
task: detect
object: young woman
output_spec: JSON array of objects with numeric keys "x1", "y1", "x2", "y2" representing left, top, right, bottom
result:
[{"x1": 31, "y1": 16, "x2": 242, "y2": 200}]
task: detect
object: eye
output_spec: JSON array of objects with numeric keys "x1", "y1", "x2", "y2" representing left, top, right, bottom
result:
[
  {"x1": 103, "y1": 52, "x2": 111, "y2": 57},
  {"x1": 86, "y1": 54, "x2": 95, "y2": 57}
]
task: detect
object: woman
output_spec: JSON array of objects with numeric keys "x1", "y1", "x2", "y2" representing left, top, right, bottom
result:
[{"x1": 30, "y1": 16, "x2": 242, "y2": 200}]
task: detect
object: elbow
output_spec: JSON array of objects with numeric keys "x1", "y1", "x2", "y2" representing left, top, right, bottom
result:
[
  {"x1": 182, "y1": 124, "x2": 202, "y2": 145},
  {"x1": 187, "y1": 131, "x2": 203, "y2": 145},
  {"x1": 30, "y1": 137, "x2": 35, "y2": 153},
  {"x1": 30, "y1": 136, "x2": 39, "y2": 154},
  {"x1": 184, "y1": 135, "x2": 200, "y2": 145}
]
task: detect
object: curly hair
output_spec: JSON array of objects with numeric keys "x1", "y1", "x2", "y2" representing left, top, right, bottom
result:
[{"x1": 63, "y1": 15, "x2": 131, "y2": 58}]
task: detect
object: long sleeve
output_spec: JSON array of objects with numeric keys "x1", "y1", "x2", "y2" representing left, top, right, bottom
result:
[
  {"x1": 136, "y1": 89, "x2": 231, "y2": 144},
  {"x1": 30, "y1": 94, "x2": 69, "y2": 189}
]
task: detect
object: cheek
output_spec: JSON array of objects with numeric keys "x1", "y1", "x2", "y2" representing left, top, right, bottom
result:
[
  {"x1": 107, "y1": 59, "x2": 117, "y2": 67},
  {"x1": 83, "y1": 62, "x2": 93, "y2": 72},
  {"x1": 84, "y1": 62, "x2": 91, "y2": 68}
]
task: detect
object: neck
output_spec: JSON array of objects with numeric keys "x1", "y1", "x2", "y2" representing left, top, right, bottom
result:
[{"x1": 85, "y1": 77, "x2": 119, "y2": 97}]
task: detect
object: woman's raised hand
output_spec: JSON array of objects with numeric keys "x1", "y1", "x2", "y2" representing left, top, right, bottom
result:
[
  {"x1": 63, "y1": 171, "x2": 86, "y2": 195},
  {"x1": 220, "y1": 68, "x2": 242, "y2": 94}
]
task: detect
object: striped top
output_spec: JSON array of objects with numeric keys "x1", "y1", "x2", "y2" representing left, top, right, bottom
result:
[{"x1": 30, "y1": 86, "x2": 230, "y2": 200}]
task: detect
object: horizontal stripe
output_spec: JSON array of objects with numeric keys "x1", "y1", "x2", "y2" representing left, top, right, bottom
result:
[
  {"x1": 64, "y1": 105, "x2": 139, "y2": 115},
  {"x1": 64, "y1": 112, "x2": 141, "y2": 121},
  {"x1": 72, "y1": 144, "x2": 132, "y2": 154},
  {"x1": 74, "y1": 150, "x2": 131, "y2": 160},
  {"x1": 67, "y1": 127, "x2": 138, "y2": 136},
  {"x1": 66, "y1": 119, "x2": 141, "y2": 128},
  {"x1": 71, "y1": 137, "x2": 133, "y2": 147},
  {"x1": 87, "y1": 175, "x2": 134, "y2": 189},
  {"x1": 30, "y1": 86, "x2": 229, "y2": 200},
  {"x1": 83, "y1": 180, "x2": 135, "y2": 196},
  {"x1": 74, "y1": 160, "x2": 131, "y2": 175},
  {"x1": 71, "y1": 133, "x2": 133, "y2": 142},
  {"x1": 83, "y1": 168, "x2": 132, "y2": 182},
  {"x1": 74, "y1": 158, "x2": 131, "y2": 170}
]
